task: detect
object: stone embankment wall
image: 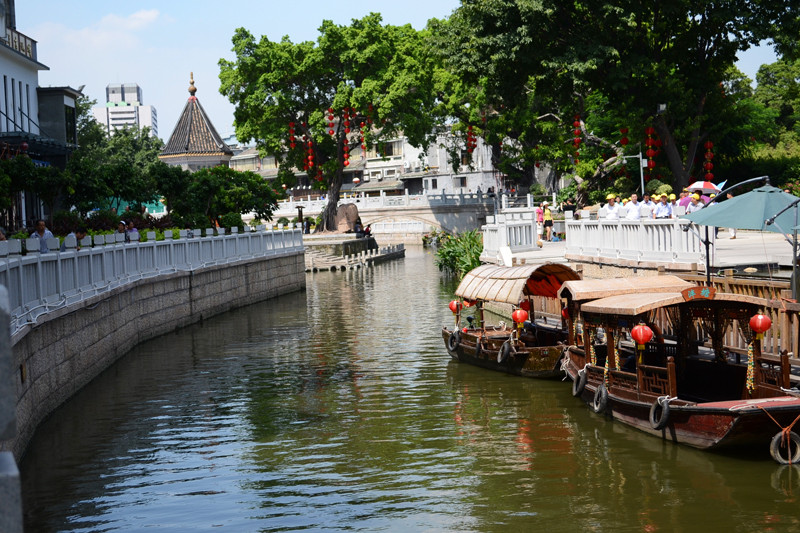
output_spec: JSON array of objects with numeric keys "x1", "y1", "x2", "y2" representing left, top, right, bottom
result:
[{"x1": 2, "y1": 252, "x2": 305, "y2": 461}]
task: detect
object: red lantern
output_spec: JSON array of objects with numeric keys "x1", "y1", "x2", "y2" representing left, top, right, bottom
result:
[
  {"x1": 620, "y1": 137, "x2": 629, "y2": 146},
  {"x1": 645, "y1": 126, "x2": 655, "y2": 135},
  {"x1": 344, "y1": 160, "x2": 350, "y2": 166},
  {"x1": 648, "y1": 159, "x2": 656, "y2": 169},
  {"x1": 749, "y1": 314, "x2": 772, "y2": 337},
  {"x1": 449, "y1": 300, "x2": 461, "y2": 314},
  {"x1": 619, "y1": 127, "x2": 628, "y2": 134},
  {"x1": 704, "y1": 141, "x2": 714, "y2": 150},
  {"x1": 573, "y1": 120, "x2": 580, "y2": 127},
  {"x1": 631, "y1": 324, "x2": 654, "y2": 348},
  {"x1": 512, "y1": 309, "x2": 529, "y2": 324},
  {"x1": 646, "y1": 148, "x2": 656, "y2": 158},
  {"x1": 353, "y1": 177, "x2": 360, "y2": 184},
  {"x1": 705, "y1": 172, "x2": 714, "y2": 180},
  {"x1": 704, "y1": 162, "x2": 714, "y2": 171},
  {"x1": 561, "y1": 307, "x2": 570, "y2": 320}
]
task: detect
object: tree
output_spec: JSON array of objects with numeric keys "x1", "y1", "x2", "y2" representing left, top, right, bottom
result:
[
  {"x1": 433, "y1": 0, "x2": 800, "y2": 198},
  {"x1": 149, "y1": 160, "x2": 191, "y2": 215},
  {"x1": 181, "y1": 166, "x2": 278, "y2": 227},
  {"x1": 219, "y1": 14, "x2": 438, "y2": 231}
]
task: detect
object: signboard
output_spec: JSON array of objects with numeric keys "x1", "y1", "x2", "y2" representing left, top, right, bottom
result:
[{"x1": 681, "y1": 286, "x2": 716, "y2": 302}]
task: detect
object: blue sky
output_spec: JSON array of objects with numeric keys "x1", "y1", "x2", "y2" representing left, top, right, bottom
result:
[{"x1": 18, "y1": 1, "x2": 778, "y2": 143}]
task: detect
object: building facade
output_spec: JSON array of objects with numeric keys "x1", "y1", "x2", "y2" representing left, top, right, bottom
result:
[{"x1": 92, "y1": 83, "x2": 158, "y2": 137}]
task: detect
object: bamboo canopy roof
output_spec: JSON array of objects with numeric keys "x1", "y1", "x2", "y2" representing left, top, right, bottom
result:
[
  {"x1": 558, "y1": 275, "x2": 692, "y2": 302},
  {"x1": 455, "y1": 263, "x2": 581, "y2": 305},
  {"x1": 580, "y1": 291, "x2": 767, "y2": 317}
]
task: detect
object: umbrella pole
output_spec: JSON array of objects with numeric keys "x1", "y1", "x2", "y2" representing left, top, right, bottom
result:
[
  {"x1": 705, "y1": 225, "x2": 711, "y2": 285},
  {"x1": 794, "y1": 205, "x2": 798, "y2": 301}
]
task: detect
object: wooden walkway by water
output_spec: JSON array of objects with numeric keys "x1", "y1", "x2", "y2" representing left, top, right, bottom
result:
[{"x1": 305, "y1": 244, "x2": 405, "y2": 272}]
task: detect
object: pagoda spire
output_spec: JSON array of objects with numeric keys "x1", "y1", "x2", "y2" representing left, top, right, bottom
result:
[{"x1": 188, "y1": 72, "x2": 197, "y2": 99}]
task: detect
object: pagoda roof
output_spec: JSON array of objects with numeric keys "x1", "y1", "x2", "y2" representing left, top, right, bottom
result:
[{"x1": 160, "y1": 74, "x2": 232, "y2": 158}]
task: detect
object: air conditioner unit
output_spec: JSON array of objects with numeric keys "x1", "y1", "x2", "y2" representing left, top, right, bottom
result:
[{"x1": 413, "y1": 162, "x2": 421, "y2": 171}]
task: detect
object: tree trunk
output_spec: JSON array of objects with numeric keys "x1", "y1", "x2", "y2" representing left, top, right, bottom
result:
[{"x1": 321, "y1": 166, "x2": 343, "y2": 232}]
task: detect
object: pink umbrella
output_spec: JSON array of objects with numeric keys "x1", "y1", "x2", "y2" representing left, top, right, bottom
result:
[{"x1": 687, "y1": 180, "x2": 720, "y2": 194}]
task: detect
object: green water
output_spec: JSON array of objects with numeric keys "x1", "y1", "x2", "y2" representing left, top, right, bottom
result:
[{"x1": 19, "y1": 248, "x2": 800, "y2": 532}]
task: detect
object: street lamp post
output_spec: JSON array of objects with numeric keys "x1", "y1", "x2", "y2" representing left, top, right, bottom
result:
[{"x1": 621, "y1": 152, "x2": 647, "y2": 195}]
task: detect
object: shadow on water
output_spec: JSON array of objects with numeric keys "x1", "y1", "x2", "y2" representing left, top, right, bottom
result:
[{"x1": 18, "y1": 246, "x2": 800, "y2": 532}]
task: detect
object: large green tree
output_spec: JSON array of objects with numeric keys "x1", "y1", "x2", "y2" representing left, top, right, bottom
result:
[
  {"x1": 434, "y1": 0, "x2": 800, "y2": 197},
  {"x1": 219, "y1": 14, "x2": 438, "y2": 230}
]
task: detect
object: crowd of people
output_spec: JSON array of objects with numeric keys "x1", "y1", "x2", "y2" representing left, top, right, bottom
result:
[{"x1": 597, "y1": 189, "x2": 723, "y2": 221}]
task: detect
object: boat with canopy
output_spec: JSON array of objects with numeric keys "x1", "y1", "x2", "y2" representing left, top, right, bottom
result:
[{"x1": 442, "y1": 263, "x2": 581, "y2": 378}]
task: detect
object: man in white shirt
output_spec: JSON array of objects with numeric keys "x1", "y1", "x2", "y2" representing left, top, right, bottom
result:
[
  {"x1": 685, "y1": 193, "x2": 704, "y2": 214},
  {"x1": 625, "y1": 193, "x2": 642, "y2": 220},
  {"x1": 604, "y1": 193, "x2": 621, "y2": 220}
]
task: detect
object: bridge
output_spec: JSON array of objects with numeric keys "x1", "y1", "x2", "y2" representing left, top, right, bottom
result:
[{"x1": 273, "y1": 191, "x2": 499, "y2": 242}]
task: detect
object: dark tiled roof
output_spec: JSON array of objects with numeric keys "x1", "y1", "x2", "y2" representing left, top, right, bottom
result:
[{"x1": 160, "y1": 90, "x2": 232, "y2": 157}]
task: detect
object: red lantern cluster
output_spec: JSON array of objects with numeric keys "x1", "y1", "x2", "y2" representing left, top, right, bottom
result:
[
  {"x1": 303, "y1": 139, "x2": 314, "y2": 171},
  {"x1": 645, "y1": 126, "x2": 657, "y2": 171},
  {"x1": 631, "y1": 323, "x2": 654, "y2": 348},
  {"x1": 703, "y1": 141, "x2": 714, "y2": 181},
  {"x1": 449, "y1": 300, "x2": 461, "y2": 314},
  {"x1": 466, "y1": 125, "x2": 477, "y2": 154},
  {"x1": 288, "y1": 122, "x2": 296, "y2": 150},
  {"x1": 573, "y1": 115, "x2": 581, "y2": 164},
  {"x1": 619, "y1": 127, "x2": 629, "y2": 146},
  {"x1": 749, "y1": 313, "x2": 772, "y2": 338},
  {"x1": 511, "y1": 308, "x2": 529, "y2": 324}
]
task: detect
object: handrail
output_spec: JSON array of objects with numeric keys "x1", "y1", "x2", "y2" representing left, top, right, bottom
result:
[{"x1": 0, "y1": 228, "x2": 304, "y2": 336}]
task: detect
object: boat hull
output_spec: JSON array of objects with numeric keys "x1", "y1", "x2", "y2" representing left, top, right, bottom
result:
[
  {"x1": 442, "y1": 327, "x2": 565, "y2": 379},
  {"x1": 564, "y1": 351, "x2": 800, "y2": 451}
]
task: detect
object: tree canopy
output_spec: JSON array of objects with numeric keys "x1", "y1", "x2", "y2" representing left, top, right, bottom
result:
[{"x1": 219, "y1": 13, "x2": 439, "y2": 230}]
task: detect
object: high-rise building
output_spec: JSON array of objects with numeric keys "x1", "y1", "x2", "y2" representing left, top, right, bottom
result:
[{"x1": 92, "y1": 83, "x2": 158, "y2": 137}]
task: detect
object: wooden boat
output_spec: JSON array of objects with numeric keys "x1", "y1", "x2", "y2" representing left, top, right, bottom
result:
[
  {"x1": 442, "y1": 263, "x2": 581, "y2": 378},
  {"x1": 559, "y1": 278, "x2": 800, "y2": 463}
]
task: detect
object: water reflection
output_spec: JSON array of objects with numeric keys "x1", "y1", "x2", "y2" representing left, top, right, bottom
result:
[{"x1": 18, "y1": 247, "x2": 800, "y2": 532}]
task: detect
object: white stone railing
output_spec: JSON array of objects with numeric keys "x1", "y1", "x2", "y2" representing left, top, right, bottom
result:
[
  {"x1": 0, "y1": 227, "x2": 304, "y2": 335},
  {"x1": 481, "y1": 211, "x2": 540, "y2": 260},
  {"x1": 565, "y1": 218, "x2": 710, "y2": 265},
  {"x1": 274, "y1": 190, "x2": 495, "y2": 216}
]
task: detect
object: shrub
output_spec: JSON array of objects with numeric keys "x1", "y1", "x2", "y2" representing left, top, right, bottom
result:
[
  {"x1": 51, "y1": 211, "x2": 84, "y2": 235},
  {"x1": 434, "y1": 230, "x2": 483, "y2": 279},
  {"x1": 277, "y1": 216, "x2": 290, "y2": 225},
  {"x1": 220, "y1": 212, "x2": 244, "y2": 231}
]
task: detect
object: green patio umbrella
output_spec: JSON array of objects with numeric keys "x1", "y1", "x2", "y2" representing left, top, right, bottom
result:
[
  {"x1": 682, "y1": 184, "x2": 800, "y2": 298},
  {"x1": 681, "y1": 185, "x2": 799, "y2": 231}
]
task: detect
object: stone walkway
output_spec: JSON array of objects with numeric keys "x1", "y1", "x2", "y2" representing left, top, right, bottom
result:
[{"x1": 510, "y1": 230, "x2": 795, "y2": 271}]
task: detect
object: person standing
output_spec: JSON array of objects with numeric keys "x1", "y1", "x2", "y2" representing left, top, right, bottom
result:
[
  {"x1": 727, "y1": 193, "x2": 737, "y2": 239},
  {"x1": 625, "y1": 193, "x2": 642, "y2": 220},
  {"x1": 535, "y1": 202, "x2": 545, "y2": 240},
  {"x1": 604, "y1": 193, "x2": 621, "y2": 220},
  {"x1": 685, "y1": 193, "x2": 704, "y2": 214},
  {"x1": 542, "y1": 201, "x2": 553, "y2": 241},
  {"x1": 32, "y1": 219, "x2": 54, "y2": 252},
  {"x1": 652, "y1": 194, "x2": 673, "y2": 219}
]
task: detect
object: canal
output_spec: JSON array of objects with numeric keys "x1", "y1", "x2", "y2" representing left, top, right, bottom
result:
[{"x1": 20, "y1": 248, "x2": 800, "y2": 532}]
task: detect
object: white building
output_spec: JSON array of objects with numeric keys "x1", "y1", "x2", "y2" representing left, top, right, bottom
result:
[{"x1": 92, "y1": 83, "x2": 158, "y2": 137}]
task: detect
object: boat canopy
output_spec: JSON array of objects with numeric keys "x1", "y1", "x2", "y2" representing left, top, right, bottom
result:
[
  {"x1": 580, "y1": 291, "x2": 767, "y2": 317},
  {"x1": 455, "y1": 263, "x2": 581, "y2": 305},
  {"x1": 557, "y1": 275, "x2": 692, "y2": 302}
]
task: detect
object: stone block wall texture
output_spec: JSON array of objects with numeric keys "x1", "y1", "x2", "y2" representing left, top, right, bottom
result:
[{"x1": 1, "y1": 251, "x2": 305, "y2": 460}]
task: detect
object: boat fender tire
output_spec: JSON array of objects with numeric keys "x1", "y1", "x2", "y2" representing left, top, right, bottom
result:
[
  {"x1": 498, "y1": 341, "x2": 513, "y2": 364},
  {"x1": 448, "y1": 331, "x2": 461, "y2": 352},
  {"x1": 770, "y1": 431, "x2": 800, "y2": 465},
  {"x1": 649, "y1": 397, "x2": 670, "y2": 430},
  {"x1": 475, "y1": 339, "x2": 482, "y2": 359},
  {"x1": 592, "y1": 384, "x2": 608, "y2": 414},
  {"x1": 572, "y1": 370, "x2": 587, "y2": 397}
]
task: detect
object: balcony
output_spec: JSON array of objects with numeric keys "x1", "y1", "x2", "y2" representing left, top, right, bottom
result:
[{"x1": 3, "y1": 27, "x2": 37, "y2": 61}]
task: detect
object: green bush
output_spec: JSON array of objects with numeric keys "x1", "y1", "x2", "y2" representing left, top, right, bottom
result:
[
  {"x1": 434, "y1": 230, "x2": 483, "y2": 279},
  {"x1": 220, "y1": 212, "x2": 244, "y2": 231},
  {"x1": 277, "y1": 216, "x2": 290, "y2": 225}
]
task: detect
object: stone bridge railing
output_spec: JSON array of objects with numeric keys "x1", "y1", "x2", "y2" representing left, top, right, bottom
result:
[
  {"x1": 0, "y1": 228, "x2": 304, "y2": 336},
  {"x1": 564, "y1": 218, "x2": 710, "y2": 267}
]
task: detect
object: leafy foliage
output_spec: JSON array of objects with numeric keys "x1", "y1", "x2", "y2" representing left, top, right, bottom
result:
[
  {"x1": 434, "y1": 230, "x2": 483, "y2": 279},
  {"x1": 219, "y1": 14, "x2": 439, "y2": 230}
]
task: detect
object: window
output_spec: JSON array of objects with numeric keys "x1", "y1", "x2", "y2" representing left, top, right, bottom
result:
[
  {"x1": 425, "y1": 178, "x2": 438, "y2": 190},
  {"x1": 454, "y1": 176, "x2": 466, "y2": 188},
  {"x1": 64, "y1": 105, "x2": 76, "y2": 144},
  {"x1": 460, "y1": 149, "x2": 471, "y2": 166},
  {"x1": 366, "y1": 139, "x2": 402, "y2": 158}
]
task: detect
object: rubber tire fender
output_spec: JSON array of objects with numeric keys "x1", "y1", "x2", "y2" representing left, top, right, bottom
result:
[
  {"x1": 770, "y1": 431, "x2": 800, "y2": 465},
  {"x1": 572, "y1": 369, "x2": 588, "y2": 397},
  {"x1": 592, "y1": 384, "x2": 609, "y2": 414},
  {"x1": 497, "y1": 340, "x2": 513, "y2": 364},
  {"x1": 448, "y1": 330, "x2": 461, "y2": 352},
  {"x1": 474, "y1": 339, "x2": 482, "y2": 359},
  {"x1": 649, "y1": 397, "x2": 671, "y2": 430}
]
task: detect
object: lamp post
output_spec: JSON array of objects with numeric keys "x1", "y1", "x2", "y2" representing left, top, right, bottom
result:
[{"x1": 621, "y1": 152, "x2": 647, "y2": 195}]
